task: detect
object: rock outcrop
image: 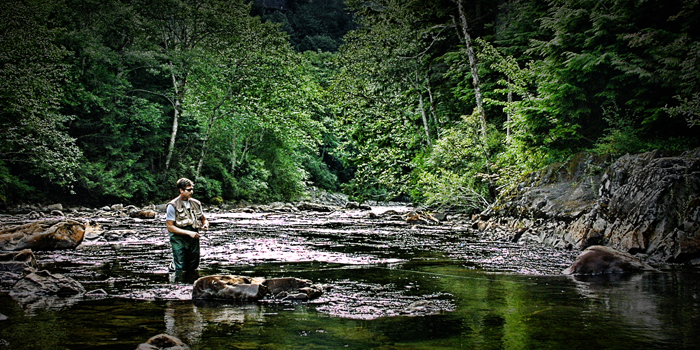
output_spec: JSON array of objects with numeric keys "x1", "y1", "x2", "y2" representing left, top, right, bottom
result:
[
  {"x1": 192, "y1": 275, "x2": 325, "y2": 302},
  {"x1": 479, "y1": 148, "x2": 700, "y2": 263},
  {"x1": 0, "y1": 219, "x2": 85, "y2": 251}
]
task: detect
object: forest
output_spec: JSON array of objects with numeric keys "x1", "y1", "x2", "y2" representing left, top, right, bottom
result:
[{"x1": 1, "y1": 0, "x2": 698, "y2": 211}]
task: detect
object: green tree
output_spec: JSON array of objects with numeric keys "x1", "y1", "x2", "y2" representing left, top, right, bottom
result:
[{"x1": 0, "y1": 0, "x2": 81, "y2": 204}]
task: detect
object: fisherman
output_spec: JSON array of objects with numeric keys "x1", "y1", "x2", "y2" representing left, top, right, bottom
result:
[{"x1": 165, "y1": 178, "x2": 209, "y2": 272}]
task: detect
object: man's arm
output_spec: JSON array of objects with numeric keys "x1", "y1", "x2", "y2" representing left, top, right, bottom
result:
[{"x1": 167, "y1": 220, "x2": 200, "y2": 239}]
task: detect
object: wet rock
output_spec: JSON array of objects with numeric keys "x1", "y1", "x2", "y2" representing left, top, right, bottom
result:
[
  {"x1": 83, "y1": 221, "x2": 104, "y2": 240},
  {"x1": 404, "y1": 211, "x2": 440, "y2": 225},
  {"x1": 192, "y1": 275, "x2": 267, "y2": 301},
  {"x1": 192, "y1": 275, "x2": 325, "y2": 302},
  {"x1": 46, "y1": 203, "x2": 63, "y2": 211},
  {"x1": 0, "y1": 219, "x2": 85, "y2": 251},
  {"x1": 263, "y1": 277, "x2": 325, "y2": 300},
  {"x1": 563, "y1": 245, "x2": 656, "y2": 275},
  {"x1": 0, "y1": 249, "x2": 37, "y2": 272},
  {"x1": 296, "y1": 202, "x2": 335, "y2": 212},
  {"x1": 27, "y1": 211, "x2": 43, "y2": 220},
  {"x1": 136, "y1": 334, "x2": 190, "y2": 350},
  {"x1": 10, "y1": 269, "x2": 86, "y2": 296},
  {"x1": 9, "y1": 270, "x2": 85, "y2": 311},
  {"x1": 129, "y1": 209, "x2": 157, "y2": 219},
  {"x1": 85, "y1": 288, "x2": 108, "y2": 297},
  {"x1": 0, "y1": 249, "x2": 37, "y2": 286}
]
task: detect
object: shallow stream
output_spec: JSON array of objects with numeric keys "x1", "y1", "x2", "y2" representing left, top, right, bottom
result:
[{"x1": 1, "y1": 206, "x2": 699, "y2": 349}]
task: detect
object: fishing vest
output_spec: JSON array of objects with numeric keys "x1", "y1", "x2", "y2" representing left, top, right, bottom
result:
[{"x1": 168, "y1": 196, "x2": 204, "y2": 230}]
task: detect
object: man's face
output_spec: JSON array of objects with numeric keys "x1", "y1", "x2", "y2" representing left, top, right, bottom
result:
[{"x1": 180, "y1": 186, "x2": 194, "y2": 200}]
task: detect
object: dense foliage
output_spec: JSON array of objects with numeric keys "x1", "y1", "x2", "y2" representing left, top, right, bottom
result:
[{"x1": 1, "y1": 0, "x2": 698, "y2": 210}]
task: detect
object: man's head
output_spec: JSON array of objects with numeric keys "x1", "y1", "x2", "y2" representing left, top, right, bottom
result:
[{"x1": 176, "y1": 178, "x2": 194, "y2": 200}]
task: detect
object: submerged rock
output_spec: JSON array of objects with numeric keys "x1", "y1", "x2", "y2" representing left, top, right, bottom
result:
[
  {"x1": 9, "y1": 270, "x2": 86, "y2": 311},
  {"x1": 563, "y1": 245, "x2": 656, "y2": 275},
  {"x1": 192, "y1": 275, "x2": 266, "y2": 301},
  {"x1": 0, "y1": 219, "x2": 85, "y2": 251},
  {"x1": 136, "y1": 334, "x2": 190, "y2": 350},
  {"x1": 191, "y1": 275, "x2": 324, "y2": 302},
  {"x1": 10, "y1": 269, "x2": 86, "y2": 296}
]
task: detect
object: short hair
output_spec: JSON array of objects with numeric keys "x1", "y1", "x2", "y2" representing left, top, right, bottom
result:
[{"x1": 176, "y1": 178, "x2": 194, "y2": 190}]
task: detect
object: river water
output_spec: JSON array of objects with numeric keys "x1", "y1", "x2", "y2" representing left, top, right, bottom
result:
[{"x1": 1, "y1": 206, "x2": 699, "y2": 349}]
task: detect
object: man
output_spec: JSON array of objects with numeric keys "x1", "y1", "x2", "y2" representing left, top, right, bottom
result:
[{"x1": 166, "y1": 178, "x2": 209, "y2": 272}]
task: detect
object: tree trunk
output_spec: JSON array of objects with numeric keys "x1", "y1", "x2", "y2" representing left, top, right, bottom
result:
[
  {"x1": 165, "y1": 64, "x2": 186, "y2": 170},
  {"x1": 195, "y1": 112, "x2": 214, "y2": 180},
  {"x1": 419, "y1": 92, "x2": 432, "y2": 146},
  {"x1": 455, "y1": 0, "x2": 487, "y2": 139}
]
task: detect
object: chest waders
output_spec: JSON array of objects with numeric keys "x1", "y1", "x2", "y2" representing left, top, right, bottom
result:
[{"x1": 170, "y1": 225, "x2": 200, "y2": 272}]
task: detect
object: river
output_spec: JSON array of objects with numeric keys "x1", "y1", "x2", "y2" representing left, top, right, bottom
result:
[{"x1": 1, "y1": 206, "x2": 699, "y2": 349}]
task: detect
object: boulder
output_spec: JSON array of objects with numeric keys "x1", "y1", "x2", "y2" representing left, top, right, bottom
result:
[
  {"x1": 10, "y1": 270, "x2": 86, "y2": 296},
  {"x1": 563, "y1": 245, "x2": 656, "y2": 275},
  {"x1": 296, "y1": 201, "x2": 335, "y2": 212},
  {"x1": 129, "y1": 209, "x2": 157, "y2": 219},
  {"x1": 192, "y1": 275, "x2": 267, "y2": 301},
  {"x1": 136, "y1": 334, "x2": 190, "y2": 350},
  {"x1": 192, "y1": 275, "x2": 325, "y2": 302},
  {"x1": 0, "y1": 219, "x2": 85, "y2": 251}
]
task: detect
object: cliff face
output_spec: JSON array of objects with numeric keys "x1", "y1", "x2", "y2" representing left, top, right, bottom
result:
[{"x1": 479, "y1": 148, "x2": 700, "y2": 263}]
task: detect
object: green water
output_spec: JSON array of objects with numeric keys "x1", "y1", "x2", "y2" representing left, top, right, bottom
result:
[{"x1": 2, "y1": 264, "x2": 699, "y2": 349}]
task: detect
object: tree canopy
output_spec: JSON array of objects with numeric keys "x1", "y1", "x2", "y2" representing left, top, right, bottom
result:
[{"x1": 1, "y1": 0, "x2": 698, "y2": 210}]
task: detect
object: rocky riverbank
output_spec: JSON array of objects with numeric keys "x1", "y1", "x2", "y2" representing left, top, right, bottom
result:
[{"x1": 475, "y1": 148, "x2": 700, "y2": 264}]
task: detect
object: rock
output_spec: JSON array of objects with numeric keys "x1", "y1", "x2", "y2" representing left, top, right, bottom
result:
[
  {"x1": 129, "y1": 209, "x2": 156, "y2": 219},
  {"x1": 191, "y1": 275, "x2": 325, "y2": 302},
  {"x1": 27, "y1": 211, "x2": 43, "y2": 220},
  {"x1": 263, "y1": 277, "x2": 310, "y2": 294},
  {"x1": 46, "y1": 203, "x2": 63, "y2": 211},
  {"x1": 0, "y1": 219, "x2": 85, "y2": 251},
  {"x1": 192, "y1": 275, "x2": 267, "y2": 301},
  {"x1": 0, "y1": 249, "x2": 37, "y2": 285},
  {"x1": 0, "y1": 249, "x2": 37, "y2": 273},
  {"x1": 136, "y1": 334, "x2": 190, "y2": 350},
  {"x1": 482, "y1": 149, "x2": 700, "y2": 263},
  {"x1": 83, "y1": 221, "x2": 103, "y2": 240},
  {"x1": 10, "y1": 270, "x2": 86, "y2": 296},
  {"x1": 85, "y1": 289, "x2": 108, "y2": 297},
  {"x1": 0, "y1": 313, "x2": 7, "y2": 321},
  {"x1": 296, "y1": 201, "x2": 335, "y2": 212},
  {"x1": 563, "y1": 245, "x2": 656, "y2": 275}
]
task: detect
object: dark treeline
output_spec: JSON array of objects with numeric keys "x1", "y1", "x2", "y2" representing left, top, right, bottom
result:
[{"x1": 1, "y1": 0, "x2": 698, "y2": 210}]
